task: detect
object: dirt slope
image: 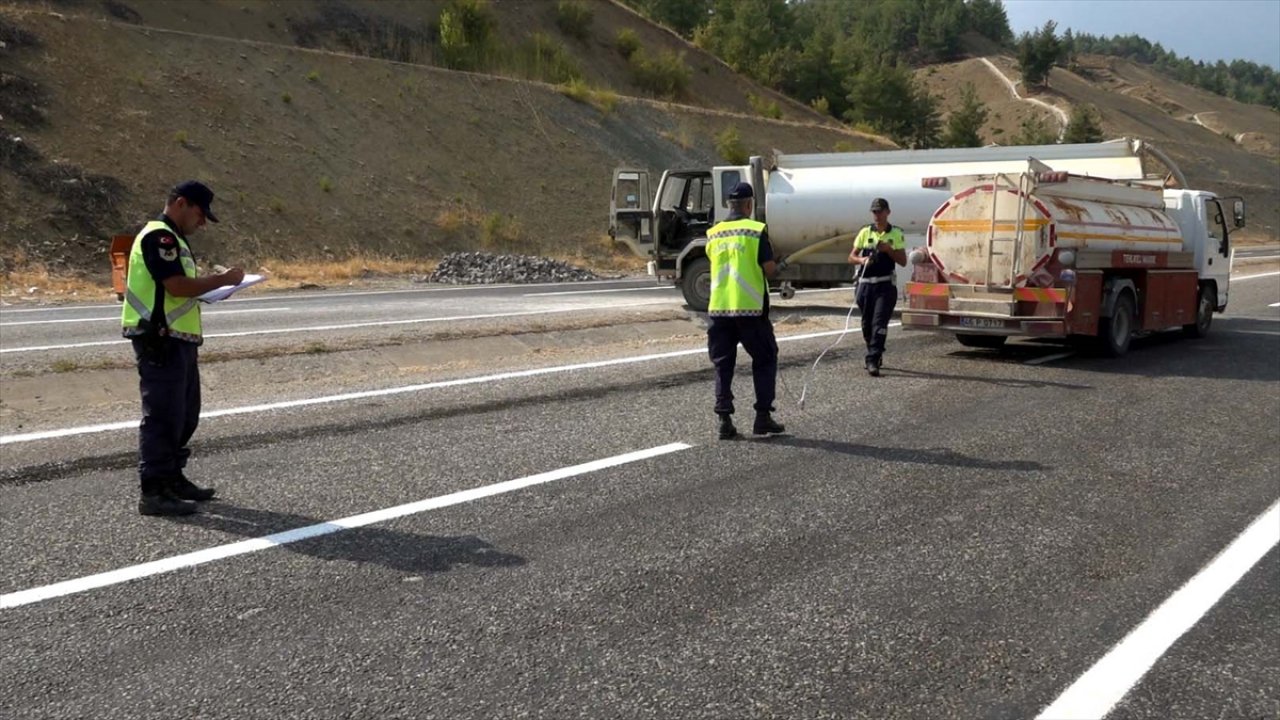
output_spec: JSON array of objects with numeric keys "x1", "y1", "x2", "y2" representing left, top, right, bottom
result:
[
  {"x1": 0, "y1": 2, "x2": 877, "y2": 277},
  {"x1": 4, "y1": 0, "x2": 1275, "y2": 283}
]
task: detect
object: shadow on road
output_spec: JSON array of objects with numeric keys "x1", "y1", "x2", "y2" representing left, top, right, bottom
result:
[
  {"x1": 769, "y1": 436, "x2": 1045, "y2": 471},
  {"x1": 166, "y1": 503, "x2": 526, "y2": 575}
]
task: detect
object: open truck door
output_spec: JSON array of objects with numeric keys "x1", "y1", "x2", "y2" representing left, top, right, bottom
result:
[
  {"x1": 1204, "y1": 196, "x2": 1241, "y2": 311},
  {"x1": 609, "y1": 168, "x2": 653, "y2": 257}
]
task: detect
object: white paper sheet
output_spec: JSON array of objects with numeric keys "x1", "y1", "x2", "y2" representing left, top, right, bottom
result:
[{"x1": 197, "y1": 274, "x2": 266, "y2": 303}]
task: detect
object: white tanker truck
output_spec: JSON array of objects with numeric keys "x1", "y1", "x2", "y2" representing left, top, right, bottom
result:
[
  {"x1": 902, "y1": 159, "x2": 1243, "y2": 356},
  {"x1": 608, "y1": 139, "x2": 1188, "y2": 311}
]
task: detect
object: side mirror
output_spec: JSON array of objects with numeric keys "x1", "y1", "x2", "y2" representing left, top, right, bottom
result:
[{"x1": 1232, "y1": 199, "x2": 1246, "y2": 228}]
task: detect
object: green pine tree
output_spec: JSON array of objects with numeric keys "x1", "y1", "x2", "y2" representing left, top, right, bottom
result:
[
  {"x1": 941, "y1": 83, "x2": 988, "y2": 148},
  {"x1": 1062, "y1": 104, "x2": 1104, "y2": 143}
]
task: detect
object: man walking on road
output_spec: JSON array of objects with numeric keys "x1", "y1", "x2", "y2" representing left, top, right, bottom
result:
[
  {"x1": 706, "y1": 182, "x2": 786, "y2": 440},
  {"x1": 849, "y1": 197, "x2": 907, "y2": 377},
  {"x1": 121, "y1": 181, "x2": 244, "y2": 516}
]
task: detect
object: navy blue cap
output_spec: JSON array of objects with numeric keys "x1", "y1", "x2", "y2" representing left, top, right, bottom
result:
[
  {"x1": 870, "y1": 197, "x2": 889, "y2": 212},
  {"x1": 728, "y1": 182, "x2": 754, "y2": 200},
  {"x1": 172, "y1": 180, "x2": 219, "y2": 223}
]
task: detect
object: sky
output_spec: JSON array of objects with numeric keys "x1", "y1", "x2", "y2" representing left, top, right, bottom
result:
[{"x1": 1003, "y1": 0, "x2": 1280, "y2": 69}]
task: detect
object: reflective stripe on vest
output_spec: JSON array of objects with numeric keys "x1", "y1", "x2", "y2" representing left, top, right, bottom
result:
[
  {"x1": 706, "y1": 218, "x2": 767, "y2": 317},
  {"x1": 120, "y1": 220, "x2": 203, "y2": 342}
]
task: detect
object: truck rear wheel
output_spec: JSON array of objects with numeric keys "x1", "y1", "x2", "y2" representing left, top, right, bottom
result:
[
  {"x1": 1182, "y1": 284, "x2": 1214, "y2": 338},
  {"x1": 1098, "y1": 292, "x2": 1135, "y2": 357},
  {"x1": 955, "y1": 333, "x2": 1008, "y2": 349},
  {"x1": 680, "y1": 256, "x2": 711, "y2": 312}
]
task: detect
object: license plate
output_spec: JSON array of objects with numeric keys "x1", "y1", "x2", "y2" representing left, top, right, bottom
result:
[{"x1": 959, "y1": 317, "x2": 1006, "y2": 329}]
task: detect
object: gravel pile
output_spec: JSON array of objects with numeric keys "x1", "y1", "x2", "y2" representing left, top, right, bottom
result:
[{"x1": 428, "y1": 251, "x2": 602, "y2": 285}]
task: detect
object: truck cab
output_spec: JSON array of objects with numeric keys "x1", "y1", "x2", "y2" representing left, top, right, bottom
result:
[
  {"x1": 1163, "y1": 190, "x2": 1240, "y2": 312},
  {"x1": 609, "y1": 165, "x2": 754, "y2": 306}
]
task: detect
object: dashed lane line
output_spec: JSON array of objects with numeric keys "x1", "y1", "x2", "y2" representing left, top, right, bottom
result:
[
  {"x1": 1024, "y1": 351, "x2": 1076, "y2": 366},
  {"x1": 0, "y1": 443, "x2": 693, "y2": 609},
  {"x1": 1037, "y1": 499, "x2": 1280, "y2": 720}
]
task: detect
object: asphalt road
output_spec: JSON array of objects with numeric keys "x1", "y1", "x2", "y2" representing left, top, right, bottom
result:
[{"x1": 1, "y1": 273, "x2": 1277, "y2": 719}]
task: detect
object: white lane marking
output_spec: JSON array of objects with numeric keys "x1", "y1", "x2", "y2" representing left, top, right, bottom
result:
[
  {"x1": 0, "y1": 299, "x2": 679, "y2": 354},
  {"x1": 0, "y1": 278, "x2": 656, "y2": 315},
  {"x1": 1269, "y1": 302, "x2": 1280, "y2": 308},
  {"x1": 520, "y1": 286, "x2": 845, "y2": 299},
  {"x1": 1024, "y1": 351, "x2": 1075, "y2": 366},
  {"x1": 0, "y1": 308, "x2": 287, "y2": 327},
  {"x1": 1233, "y1": 270, "x2": 1280, "y2": 281},
  {"x1": 523, "y1": 286, "x2": 672, "y2": 297},
  {"x1": 0, "y1": 322, "x2": 898, "y2": 444},
  {"x1": 0, "y1": 442, "x2": 692, "y2": 609},
  {"x1": 1037, "y1": 499, "x2": 1280, "y2": 720}
]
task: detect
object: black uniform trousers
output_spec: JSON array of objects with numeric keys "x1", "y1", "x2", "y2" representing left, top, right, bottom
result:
[
  {"x1": 707, "y1": 315, "x2": 778, "y2": 415},
  {"x1": 856, "y1": 280, "x2": 898, "y2": 363},
  {"x1": 132, "y1": 337, "x2": 201, "y2": 494}
]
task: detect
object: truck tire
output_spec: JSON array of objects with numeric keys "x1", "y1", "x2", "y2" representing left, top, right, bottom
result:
[
  {"x1": 955, "y1": 333, "x2": 1008, "y2": 349},
  {"x1": 1098, "y1": 291, "x2": 1135, "y2": 357},
  {"x1": 680, "y1": 256, "x2": 712, "y2": 312},
  {"x1": 1182, "y1": 284, "x2": 1214, "y2": 338}
]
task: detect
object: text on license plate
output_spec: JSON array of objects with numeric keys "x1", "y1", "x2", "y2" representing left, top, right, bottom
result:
[{"x1": 959, "y1": 317, "x2": 1006, "y2": 329}]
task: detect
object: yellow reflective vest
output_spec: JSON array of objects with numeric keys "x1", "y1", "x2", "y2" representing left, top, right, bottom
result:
[
  {"x1": 120, "y1": 220, "x2": 203, "y2": 343},
  {"x1": 706, "y1": 218, "x2": 768, "y2": 317}
]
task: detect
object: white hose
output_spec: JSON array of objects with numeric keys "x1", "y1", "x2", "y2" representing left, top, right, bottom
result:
[{"x1": 776, "y1": 291, "x2": 861, "y2": 411}]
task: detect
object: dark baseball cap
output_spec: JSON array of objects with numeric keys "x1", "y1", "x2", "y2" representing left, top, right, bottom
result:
[
  {"x1": 728, "y1": 182, "x2": 754, "y2": 200},
  {"x1": 172, "y1": 180, "x2": 219, "y2": 223},
  {"x1": 870, "y1": 197, "x2": 890, "y2": 212}
]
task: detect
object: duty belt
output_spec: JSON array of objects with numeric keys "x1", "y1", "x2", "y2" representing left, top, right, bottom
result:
[{"x1": 858, "y1": 275, "x2": 894, "y2": 284}]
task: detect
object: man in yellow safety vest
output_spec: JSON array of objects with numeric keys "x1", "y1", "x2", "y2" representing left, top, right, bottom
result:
[
  {"x1": 705, "y1": 182, "x2": 785, "y2": 440},
  {"x1": 121, "y1": 181, "x2": 244, "y2": 516}
]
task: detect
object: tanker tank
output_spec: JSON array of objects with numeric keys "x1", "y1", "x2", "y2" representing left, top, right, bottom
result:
[{"x1": 927, "y1": 173, "x2": 1185, "y2": 287}]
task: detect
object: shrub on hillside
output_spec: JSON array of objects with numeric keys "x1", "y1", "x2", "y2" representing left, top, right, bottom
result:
[
  {"x1": 629, "y1": 48, "x2": 691, "y2": 100},
  {"x1": 554, "y1": 0, "x2": 593, "y2": 42},
  {"x1": 615, "y1": 28, "x2": 640, "y2": 59},
  {"x1": 521, "y1": 32, "x2": 582, "y2": 84},
  {"x1": 747, "y1": 93, "x2": 782, "y2": 119},
  {"x1": 439, "y1": 0, "x2": 496, "y2": 70},
  {"x1": 714, "y1": 126, "x2": 748, "y2": 165},
  {"x1": 558, "y1": 78, "x2": 618, "y2": 114},
  {"x1": 1011, "y1": 114, "x2": 1057, "y2": 145}
]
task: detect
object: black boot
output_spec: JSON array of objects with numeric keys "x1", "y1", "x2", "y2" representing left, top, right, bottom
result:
[
  {"x1": 717, "y1": 413, "x2": 740, "y2": 440},
  {"x1": 866, "y1": 357, "x2": 881, "y2": 377},
  {"x1": 753, "y1": 412, "x2": 785, "y2": 435},
  {"x1": 169, "y1": 473, "x2": 216, "y2": 502},
  {"x1": 138, "y1": 492, "x2": 198, "y2": 516}
]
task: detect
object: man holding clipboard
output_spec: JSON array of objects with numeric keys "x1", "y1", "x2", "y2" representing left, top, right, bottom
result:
[{"x1": 121, "y1": 180, "x2": 246, "y2": 516}]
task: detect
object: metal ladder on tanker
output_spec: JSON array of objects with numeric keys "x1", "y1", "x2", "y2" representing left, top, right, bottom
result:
[{"x1": 985, "y1": 170, "x2": 1033, "y2": 290}]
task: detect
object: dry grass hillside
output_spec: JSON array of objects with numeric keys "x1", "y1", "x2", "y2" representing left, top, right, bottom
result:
[
  {"x1": 921, "y1": 53, "x2": 1280, "y2": 243},
  {"x1": 0, "y1": 0, "x2": 876, "y2": 282},
  {"x1": 3, "y1": 0, "x2": 1276, "y2": 292}
]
